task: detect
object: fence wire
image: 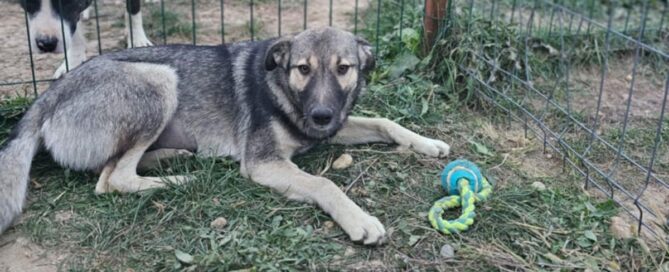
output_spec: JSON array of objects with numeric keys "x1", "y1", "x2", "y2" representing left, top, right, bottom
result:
[
  {"x1": 6, "y1": 0, "x2": 373, "y2": 93},
  {"x1": 457, "y1": 0, "x2": 668, "y2": 241}
]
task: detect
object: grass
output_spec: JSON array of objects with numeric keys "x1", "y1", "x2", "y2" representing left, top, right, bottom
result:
[
  {"x1": 3, "y1": 106, "x2": 667, "y2": 270},
  {"x1": 3, "y1": 97, "x2": 667, "y2": 271},
  {"x1": 146, "y1": 8, "x2": 195, "y2": 42},
  {"x1": 2, "y1": 0, "x2": 669, "y2": 271}
]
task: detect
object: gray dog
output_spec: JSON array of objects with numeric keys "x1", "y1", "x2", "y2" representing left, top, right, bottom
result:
[{"x1": 0, "y1": 27, "x2": 450, "y2": 245}]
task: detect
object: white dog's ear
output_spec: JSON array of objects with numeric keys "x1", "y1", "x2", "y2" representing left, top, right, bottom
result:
[
  {"x1": 265, "y1": 36, "x2": 293, "y2": 71},
  {"x1": 356, "y1": 37, "x2": 375, "y2": 74}
]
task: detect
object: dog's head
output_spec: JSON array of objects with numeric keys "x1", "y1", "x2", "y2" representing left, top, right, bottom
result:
[
  {"x1": 265, "y1": 27, "x2": 375, "y2": 139},
  {"x1": 19, "y1": 0, "x2": 91, "y2": 53}
]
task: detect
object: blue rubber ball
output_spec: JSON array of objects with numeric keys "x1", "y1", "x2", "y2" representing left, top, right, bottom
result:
[{"x1": 440, "y1": 159, "x2": 484, "y2": 195}]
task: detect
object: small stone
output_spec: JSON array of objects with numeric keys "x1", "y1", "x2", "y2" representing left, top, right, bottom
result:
[
  {"x1": 332, "y1": 153, "x2": 353, "y2": 170},
  {"x1": 344, "y1": 246, "x2": 356, "y2": 257},
  {"x1": 440, "y1": 244, "x2": 455, "y2": 259},
  {"x1": 531, "y1": 181, "x2": 546, "y2": 191},
  {"x1": 323, "y1": 220, "x2": 335, "y2": 230},
  {"x1": 210, "y1": 217, "x2": 228, "y2": 230}
]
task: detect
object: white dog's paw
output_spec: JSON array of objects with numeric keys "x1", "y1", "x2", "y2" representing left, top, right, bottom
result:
[
  {"x1": 53, "y1": 63, "x2": 68, "y2": 79},
  {"x1": 127, "y1": 34, "x2": 153, "y2": 48},
  {"x1": 94, "y1": 180, "x2": 112, "y2": 195},
  {"x1": 399, "y1": 137, "x2": 450, "y2": 158},
  {"x1": 336, "y1": 211, "x2": 387, "y2": 245},
  {"x1": 53, "y1": 57, "x2": 85, "y2": 79},
  {"x1": 53, "y1": 61, "x2": 79, "y2": 79},
  {"x1": 81, "y1": 7, "x2": 91, "y2": 20}
]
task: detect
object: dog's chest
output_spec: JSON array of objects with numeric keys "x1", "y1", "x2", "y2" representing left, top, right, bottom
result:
[{"x1": 270, "y1": 120, "x2": 317, "y2": 158}]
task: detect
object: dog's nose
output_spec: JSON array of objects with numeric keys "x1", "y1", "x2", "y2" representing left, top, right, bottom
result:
[
  {"x1": 309, "y1": 107, "x2": 334, "y2": 127},
  {"x1": 36, "y1": 36, "x2": 58, "y2": 52}
]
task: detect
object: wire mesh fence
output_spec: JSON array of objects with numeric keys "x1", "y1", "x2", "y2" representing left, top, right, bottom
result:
[
  {"x1": 2, "y1": 0, "x2": 667, "y2": 242},
  {"x1": 455, "y1": 0, "x2": 668, "y2": 241},
  {"x1": 2, "y1": 0, "x2": 378, "y2": 95}
]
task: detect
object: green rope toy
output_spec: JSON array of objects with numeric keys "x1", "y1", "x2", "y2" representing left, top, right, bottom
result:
[{"x1": 428, "y1": 159, "x2": 493, "y2": 234}]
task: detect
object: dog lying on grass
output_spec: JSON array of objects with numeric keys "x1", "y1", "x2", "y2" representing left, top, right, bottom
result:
[{"x1": 0, "y1": 27, "x2": 449, "y2": 245}]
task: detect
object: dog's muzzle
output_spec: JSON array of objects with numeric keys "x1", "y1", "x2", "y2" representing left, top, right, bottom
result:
[
  {"x1": 309, "y1": 106, "x2": 334, "y2": 128},
  {"x1": 304, "y1": 105, "x2": 341, "y2": 139},
  {"x1": 36, "y1": 36, "x2": 59, "y2": 53}
]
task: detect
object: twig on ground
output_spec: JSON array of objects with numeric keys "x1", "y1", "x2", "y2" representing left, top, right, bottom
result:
[{"x1": 489, "y1": 153, "x2": 510, "y2": 171}]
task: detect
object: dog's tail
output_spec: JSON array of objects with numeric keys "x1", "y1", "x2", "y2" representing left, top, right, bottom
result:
[{"x1": 0, "y1": 108, "x2": 41, "y2": 234}]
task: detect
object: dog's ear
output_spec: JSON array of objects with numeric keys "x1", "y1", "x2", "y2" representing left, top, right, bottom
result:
[
  {"x1": 265, "y1": 36, "x2": 292, "y2": 71},
  {"x1": 356, "y1": 37, "x2": 375, "y2": 74}
]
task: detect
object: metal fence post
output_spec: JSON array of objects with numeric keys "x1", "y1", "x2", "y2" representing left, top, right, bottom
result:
[{"x1": 423, "y1": 0, "x2": 448, "y2": 53}]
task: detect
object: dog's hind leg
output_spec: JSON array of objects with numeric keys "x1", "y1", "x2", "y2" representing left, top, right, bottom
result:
[
  {"x1": 96, "y1": 143, "x2": 193, "y2": 194},
  {"x1": 88, "y1": 63, "x2": 192, "y2": 194},
  {"x1": 137, "y1": 149, "x2": 194, "y2": 171},
  {"x1": 44, "y1": 61, "x2": 191, "y2": 194},
  {"x1": 94, "y1": 162, "x2": 116, "y2": 194}
]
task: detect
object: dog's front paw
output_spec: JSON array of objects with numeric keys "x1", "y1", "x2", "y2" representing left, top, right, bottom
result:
[
  {"x1": 53, "y1": 64, "x2": 68, "y2": 79},
  {"x1": 127, "y1": 34, "x2": 153, "y2": 48},
  {"x1": 416, "y1": 138, "x2": 450, "y2": 158},
  {"x1": 399, "y1": 137, "x2": 450, "y2": 158},
  {"x1": 81, "y1": 7, "x2": 91, "y2": 20},
  {"x1": 53, "y1": 57, "x2": 86, "y2": 79},
  {"x1": 336, "y1": 210, "x2": 386, "y2": 245}
]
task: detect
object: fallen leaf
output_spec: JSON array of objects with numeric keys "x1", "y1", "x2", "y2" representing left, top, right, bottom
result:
[
  {"x1": 175, "y1": 249, "x2": 193, "y2": 264},
  {"x1": 584, "y1": 230, "x2": 597, "y2": 242},
  {"x1": 469, "y1": 140, "x2": 494, "y2": 156},
  {"x1": 388, "y1": 52, "x2": 420, "y2": 79},
  {"x1": 408, "y1": 235, "x2": 421, "y2": 246}
]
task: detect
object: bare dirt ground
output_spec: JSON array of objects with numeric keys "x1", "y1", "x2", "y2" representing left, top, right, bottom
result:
[
  {"x1": 569, "y1": 55, "x2": 669, "y2": 245},
  {"x1": 0, "y1": 0, "x2": 369, "y2": 97},
  {"x1": 588, "y1": 180, "x2": 669, "y2": 247},
  {"x1": 486, "y1": 76, "x2": 669, "y2": 248},
  {"x1": 486, "y1": 118, "x2": 669, "y2": 248},
  {"x1": 0, "y1": 232, "x2": 64, "y2": 272},
  {"x1": 572, "y1": 55, "x2": 668, "y2": 125}
]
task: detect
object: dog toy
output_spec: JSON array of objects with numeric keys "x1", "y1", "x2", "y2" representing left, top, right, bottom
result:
[{"x1": 428, "y1": 159, "x2": 493, "y2": 234}]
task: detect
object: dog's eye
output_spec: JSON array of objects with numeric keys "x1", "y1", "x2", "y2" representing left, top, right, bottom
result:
[
  {"x1": 298, "y1": 65, "x2": 311, "y2": 75},
  {"x1": 337, "y1": 65, "x2": 350, "y2": 75}
]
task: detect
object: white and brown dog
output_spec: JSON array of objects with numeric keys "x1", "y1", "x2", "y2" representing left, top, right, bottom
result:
[{"x1": 19, "y1": 0, "x2": 154, "y2": 78}]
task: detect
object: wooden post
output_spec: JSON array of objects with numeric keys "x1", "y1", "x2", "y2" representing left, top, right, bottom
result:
[{"x1": 423, "y1": 0, "x2": 449, "y2": 53}]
